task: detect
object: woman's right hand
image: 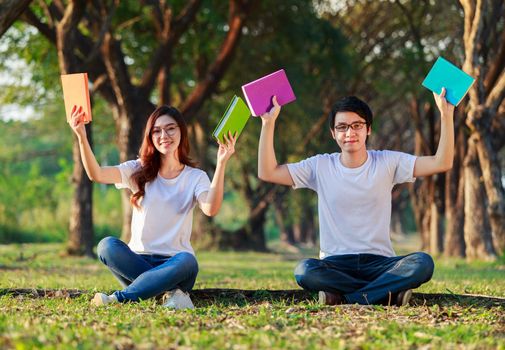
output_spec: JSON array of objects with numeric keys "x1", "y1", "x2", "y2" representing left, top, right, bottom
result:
[{"x1": 69, "y1": 105, "x2": 87, "y2": 139}]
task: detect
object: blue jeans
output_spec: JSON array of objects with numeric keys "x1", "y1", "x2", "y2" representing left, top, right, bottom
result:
[
  {"x1": 294, "y1": 252, "x2": 434, "y2": 305},
  {"x1": 97, "y1": 236, "x2": 199, "y2": 302}
]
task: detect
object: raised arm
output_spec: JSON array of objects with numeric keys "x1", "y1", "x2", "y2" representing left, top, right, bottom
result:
[
  {"x1": 413, "y1": 88, "x2": 455, "y2": 177},
  {"x1": 257, "y1": 96, "x2": 294, "y2": 186},
  {"x1": 199, "y1": 132, "x2": 237, "y2": 217},
  {"x1": 69, "y1": 105, "x2": 121, "y2": 184}
]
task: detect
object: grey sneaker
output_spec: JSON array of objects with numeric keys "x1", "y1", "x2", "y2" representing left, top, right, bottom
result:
[
  {"x1": 163, "y1": 289, "x2": 194, "y2": 310},
  {"x1": 92, "y1": 292, "x2": 118, "y2": 306},
  {"x1": 396, "y1": 289, "x2": 413, "y2": 307}
]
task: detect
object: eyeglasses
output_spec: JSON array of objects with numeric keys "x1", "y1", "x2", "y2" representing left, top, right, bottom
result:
[
  {"x1": 152, "y1": 125, "x2": 179, "y2": 137},
  {"x1": 334, "y1": 121, "x2": 367, "y2": 132}
]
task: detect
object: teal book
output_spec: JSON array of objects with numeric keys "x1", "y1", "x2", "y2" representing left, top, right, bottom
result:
[
  {"x1": 212, "y1": 95, "x2": 251, "y2": 143},
  {"x1": 422, "y1": 56, "x2": 475, "y2": 106}
]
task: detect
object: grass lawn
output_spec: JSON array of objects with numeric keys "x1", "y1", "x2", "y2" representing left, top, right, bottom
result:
[{"x1": 0, "y1": 241, "x2": 504, "y2": 349}]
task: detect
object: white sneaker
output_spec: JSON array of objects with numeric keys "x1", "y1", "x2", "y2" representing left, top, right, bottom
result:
[
  {"x1": 162, "y1": 289, "x2": 194, "y2": 310},
  {"x1": 92, "y1": 292, "x2": 118, "y2": 306}
]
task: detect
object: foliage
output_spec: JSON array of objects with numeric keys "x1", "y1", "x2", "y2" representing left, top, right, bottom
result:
[
  {"x1": 0, "y1": 1, "x2": 503, "y2": 257},
  {"x1": 0, "y1": 98, "x2": 120, "y2": 243},
  {"x1": 0, "y1": 0, "x2": 353, "y2": 245}
]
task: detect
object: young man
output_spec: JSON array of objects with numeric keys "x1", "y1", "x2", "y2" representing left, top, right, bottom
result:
[{"x1": 258, "y1": 90, "x2": 454, "y2": 306}]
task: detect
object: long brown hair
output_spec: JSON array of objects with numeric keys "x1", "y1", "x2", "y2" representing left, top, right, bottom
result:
[{"x1": 130, "y1": 105, "x2": 196, "y2": 208}]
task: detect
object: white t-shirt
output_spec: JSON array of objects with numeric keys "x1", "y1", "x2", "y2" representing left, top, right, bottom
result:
[
  {"x1": 287, "y1": 150, "x2": 416, "y2": 258},
  {"x1": 115, "y1": 160, "x2": 211, "y2": 256}
]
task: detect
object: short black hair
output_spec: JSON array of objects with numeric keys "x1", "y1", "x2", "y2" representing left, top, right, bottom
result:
[{"x1": 328, "y1": 96, "x2": 373, "y2": 129}]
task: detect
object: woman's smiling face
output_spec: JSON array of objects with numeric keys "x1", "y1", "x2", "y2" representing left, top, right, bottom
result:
[{"x1": 151, "y1": 115, "x2": 181, "y2": 156}]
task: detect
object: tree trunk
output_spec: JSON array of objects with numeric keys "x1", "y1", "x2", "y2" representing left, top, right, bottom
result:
[
  {"x1": 409, "y1": 100, "x2": 435, "y2": 251},
  {"x1": 218, "y1": 208, "x2": 268, "y2": 251},
  {"x1": 429, "y1": 201, "x2": 440, "y2": 255},
  {"x1": 67, "y1": 125, "x2": 94, "y2": 257},
  {"x1": 113, "y1": 99, "x2": 152, "y2": 242},
  {"x1": 390, "y1": 188, "x2": 407, "y2": 239},
  {"x1": 191, "y1": 211, "x2": 215, "y2": 250},
  {"x1": 410, "y1": 177, "x2": 432, "y2": 251},
  {"x1": 56, "y1": 1, "x2": 93, "y2": 257},
  {"x1": 292, "y1": 221, "x2": 302, "y2": 245},
  {"x1": 444, "y1": 175, "x2": 466, "y2": 257},
  {"x1": 0, "y1": 0, "x2": 32, "y2": 37},
  {"x1": 474, "y1": 129, "x2": 505, "y2": 255},
  {"x1": 274, "y1": 196, "x2": 295, "y2": 245},
  {"x1": 444, "y1": 121, "x2": 466, "y2": 257},
  {"x1": 294, "y1": 199, "x2": 316, "y2": 247},
  {"x1": 429, "y1": 173, "x2": 445, "y2": 256},
  {"x1": 459, "y1": 0, "x2": 505, "y2": 258},
  {"x1": 463, "y1": 135, "x2": 496, "y2": 261},
  {"x1": 306, "y1": 204, "x2": 317, "y2": 246},
  {"x1": 390, "y1": 210, "x2": 404, "y2": 237},
  {"x1": 187, "y1": 121, "x2": 211, "y2": 245},
  {"x1": 120, "y1": 191, "x2": 133, "y2": 243},
  {"x1": 444, "y1": 166, "x2": 466, "y2": 257},
  {"x1": 66, "y1": 121, "x2": 94, "y2": 256}
]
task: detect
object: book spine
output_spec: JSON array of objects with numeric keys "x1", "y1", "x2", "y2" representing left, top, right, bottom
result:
[
  {"x1": 84, "y1": 73, "x2": 92, "y2": 122},
  {"x1": 213, "y1": 96, "x2": 236, "y2": 139},
  {"x1": 456, "y1": 79, "x2": 476, "y2": 106},
  {"x1": 241, "y1": 86, "x2": 257, "y2": 116},
  {"x1": 242, "y1": 69, "x2": 282, "y2": 88}
]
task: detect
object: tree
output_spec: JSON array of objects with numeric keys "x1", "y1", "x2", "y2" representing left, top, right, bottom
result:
[
  {"x1": 460, "y1": 0, "x2": 505, "y2": 259},
  {"x1": 21, "y1": 0, "x2": 253, "y2": 253},
  {"x1": 316, "y1": 0, "x2": 463, "y2": 255},
  {"x1": 0, "y1": 0, "x2": 32, "y2": 37},
  {"x1": 210, "y1": 0, "x2": 350, "y2": 249},
  {"x1": 55, "y1": 1, "x2": 94, "y2": 256}
]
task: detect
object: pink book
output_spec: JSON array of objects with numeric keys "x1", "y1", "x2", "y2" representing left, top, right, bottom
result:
[{"x1": 241, "y1": 69, "x2": 296, "y2": 116}]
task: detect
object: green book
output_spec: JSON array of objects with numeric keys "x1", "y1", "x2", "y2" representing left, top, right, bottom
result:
[{"x1": 212, "y1": 95, "x2": 251, "y2": 143}]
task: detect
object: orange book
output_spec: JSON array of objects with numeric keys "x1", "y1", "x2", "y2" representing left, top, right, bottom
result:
[{"x1": 60, "y1": 73, "x2": 92, "y2": 123}]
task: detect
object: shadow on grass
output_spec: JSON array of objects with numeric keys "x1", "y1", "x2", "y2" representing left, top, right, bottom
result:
[
  {"x1": 1, "y1": 288, "x2": 504, "y2": 308},
  {"x1": 412, "y1": 292, "x2": 505, "y2": 308}
]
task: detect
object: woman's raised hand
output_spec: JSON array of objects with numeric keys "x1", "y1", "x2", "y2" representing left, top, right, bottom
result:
[
  {"x1": 216, "y1": 131, "x2": 237, "y2": 165},
  {"x1": 69, "y1": 105, "x2": 87, "y2": 139}
]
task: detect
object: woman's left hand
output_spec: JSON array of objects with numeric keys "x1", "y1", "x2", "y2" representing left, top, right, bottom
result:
[{"x1": 217, "y1": 131, "x2": 237, "y2": 164}]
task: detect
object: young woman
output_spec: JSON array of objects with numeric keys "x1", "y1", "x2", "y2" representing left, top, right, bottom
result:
[{"x1": 69, "y1": 104, "x2": 236, "y2": 309}]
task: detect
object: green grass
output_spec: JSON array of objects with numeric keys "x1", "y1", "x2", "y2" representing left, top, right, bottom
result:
[{"x1": 1, "y1": 243, "x2": 504, "y2": 349}]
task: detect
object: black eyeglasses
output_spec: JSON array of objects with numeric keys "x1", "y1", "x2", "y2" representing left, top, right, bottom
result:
[{"x1": 334, "y1": 122, "x2": 367, "y2": 132}]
